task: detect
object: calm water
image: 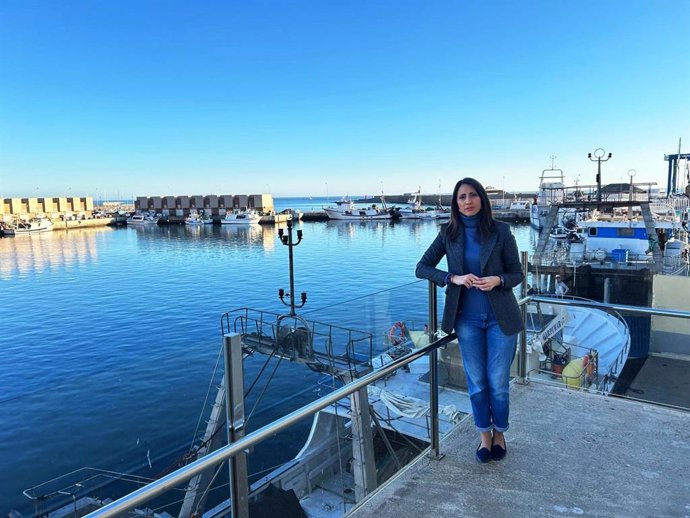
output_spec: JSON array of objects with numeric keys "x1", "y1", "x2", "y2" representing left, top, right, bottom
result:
[{"x1": 0, "y1": 197, "x2": 536, "y2": 514}]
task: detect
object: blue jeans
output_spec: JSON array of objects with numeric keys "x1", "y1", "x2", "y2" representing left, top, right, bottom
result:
[{"x1": 456, "y1": 314, "x2": 517, "y2": 433}]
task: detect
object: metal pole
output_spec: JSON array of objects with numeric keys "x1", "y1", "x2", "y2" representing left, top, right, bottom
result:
[
  {"x1": 287, "y1": 221, "x2": 296, "y2": 316},
  {"x1": 597, "y1": 158, "x2": 602, "y2": 204},
  {"x1": 223, "y1": 333, "x2": 249, "y2": 518},
  {"x1": 427, "y1": 280, "x2": 444, "y2": 460},
  {"x1": 519, "y1": 251, "x2": 529, "y2": 383}
]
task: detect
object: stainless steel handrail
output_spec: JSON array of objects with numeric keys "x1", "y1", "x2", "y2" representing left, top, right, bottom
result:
[
  {"x1": 522, "y1": 295, "x2": 690, "y2": 320},
  {"x1": 87, "y1": 327, "x2": 458, "y2": 517}
]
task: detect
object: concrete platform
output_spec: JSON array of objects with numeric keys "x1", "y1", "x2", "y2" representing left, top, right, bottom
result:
[
  {"x1": 627, "y1": 354, "x2": 690, "y2": 409},
  {"x1": 350, "y1": 382, "x2": 690, "y2": 518}
]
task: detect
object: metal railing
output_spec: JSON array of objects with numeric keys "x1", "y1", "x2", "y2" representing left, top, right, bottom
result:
[
  {"x1": 87, "y1": 274, "x2": 690, "y2": 518},
  {"x1": 87, "y1": 280, "x2": 455, "y2": 518}
]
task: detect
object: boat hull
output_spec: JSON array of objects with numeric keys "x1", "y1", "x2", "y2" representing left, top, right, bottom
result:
[
  {"x1": 324, "y1": 208, "x2": 392, "y2": 220},
  {"x1": 3, "y1": 220, "x2": 54, "y2": 235}
]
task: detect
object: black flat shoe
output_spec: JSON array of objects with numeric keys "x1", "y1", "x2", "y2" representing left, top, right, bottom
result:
[
  {"x1": 476, "y1": 443, "x2": 491, "y2": 463},
  {"x1": 491, "y1": 438, "x2": 507, "y2": 461}
]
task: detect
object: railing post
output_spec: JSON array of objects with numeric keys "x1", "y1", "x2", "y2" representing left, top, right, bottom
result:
[
  {"x1": 224, "y1": 333, "x2": 249, "y2": 518},
  {"x1": 519, "y1": 251, "x2": 529, "y2": 383},
  {"x1": 427, "y1": 280, "x2": 444, "y2": 460}
]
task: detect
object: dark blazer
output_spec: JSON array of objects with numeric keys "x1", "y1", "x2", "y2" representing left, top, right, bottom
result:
[{"x1": 415, "y1": 221, "x2": 524, "y2": 336}]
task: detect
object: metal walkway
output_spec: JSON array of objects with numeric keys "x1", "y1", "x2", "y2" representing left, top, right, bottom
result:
[{"x1": 349, "y1": 382, "x2": 690, "y2": 518}]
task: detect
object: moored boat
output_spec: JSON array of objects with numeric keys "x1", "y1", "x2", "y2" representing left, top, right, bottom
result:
[
  {"x1": 126, "y1": 212, "x2": 160, "y2": 225},
  {"x1": 524, "y1": 298, "x2": 631, "y2": 393},
  {"x1": 2, "y1": 218, "x2": 54, "y2": 236},
  {"x1": 323, "y1": 196, "x2": 398, "y2": 220},
  {"x1": 399, "y1": 190, "x2": 438, "y2": 220},
  {"x1": 221, "y1": 209, "x2": 261, "y2": 225},
  {"x1": 185, "y1": 211, "x2": 213, "y2": 225}
]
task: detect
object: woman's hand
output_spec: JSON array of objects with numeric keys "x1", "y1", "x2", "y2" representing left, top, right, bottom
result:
[
  {"x1": 473, "y1": 276, "x2": 502, "y2": 291},
  {"x1": 449, "y1": 273, "x2": 479, "y2": 288}
]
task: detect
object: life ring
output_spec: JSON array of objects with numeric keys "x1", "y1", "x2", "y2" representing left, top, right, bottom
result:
[{"x1": 388, "y1": 321, "x2": 407, "y2": 346}]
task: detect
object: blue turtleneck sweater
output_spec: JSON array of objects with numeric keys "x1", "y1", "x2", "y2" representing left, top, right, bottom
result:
[{"x1": 459, "y1": 214, "x2": 494, "y2": 320}]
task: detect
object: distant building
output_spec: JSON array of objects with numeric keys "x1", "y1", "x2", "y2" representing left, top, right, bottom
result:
[
  {"x1": 133, "y1": 193, "x2": 275, "y2": 216},
  {"x1": 1, "y1": 196, "x2": 94, "y2": 222}
]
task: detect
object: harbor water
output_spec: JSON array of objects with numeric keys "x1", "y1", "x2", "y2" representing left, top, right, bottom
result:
[{"x1": 0, "y1": 197, "x2": 537, "y2": 514}]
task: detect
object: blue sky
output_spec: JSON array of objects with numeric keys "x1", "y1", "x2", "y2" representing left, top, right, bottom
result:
[{"x1": 1, "y1": 0, "x2": 688, "y2": 198}]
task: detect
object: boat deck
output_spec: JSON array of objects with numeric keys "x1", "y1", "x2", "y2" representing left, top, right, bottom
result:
[{"x1": 348, "y1": 381, "x2": 690, "y2": 518}]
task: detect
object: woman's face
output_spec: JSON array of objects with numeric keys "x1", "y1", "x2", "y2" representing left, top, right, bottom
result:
[{"x1": 456, "y1": 184, "x2": 482, "y2": 217}]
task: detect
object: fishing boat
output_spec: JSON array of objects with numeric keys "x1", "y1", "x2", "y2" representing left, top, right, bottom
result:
[
  {"x1": 2, "y1": 218, "x2": 54, "y2": 236},
  {"x1": 530, "y1": 163, "x2": 586, "y2": 231},
  {"x1": 221, "y1": 210, "x2": 261, "y2": 225},
  {"x1": 323, "y1": 195, "x2": 398, "y2": 220},
  {"x1": 539, "y1": 203, "x2": 690, "y2": 275},
  {"x1": 278, "y1": 208, "x2": 304, "y2": 221},
  {"x1": 398, "y1": 190, "x2": 437, "y2": 220},
  {"x1": 126, "y1": 212, "x2": 160, "y2": 225},
  {"x1": 548, "y1": 223, "x2": 584, "y2": 242},
  {"x1": 524, "y1": 298, "x2": 631, "y2": 393},
  {"x1": 185, "y1": 211, "x2": 213, "y2": 225}
]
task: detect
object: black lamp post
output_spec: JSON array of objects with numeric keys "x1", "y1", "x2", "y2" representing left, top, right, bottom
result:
[
  {"x1": 277, "y1": 220, "x2": 306, "y2": 316},
  {"x1": 588, "y1": 148, "x2": 612, "y2": 205}
]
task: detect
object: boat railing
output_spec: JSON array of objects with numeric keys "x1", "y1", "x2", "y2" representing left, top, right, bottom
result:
[
  {"x1": 22, "y1": 467, "x2": 176, "y2": 511},
  {"x1": 222, "y1": 307, "x2": 375, "y2": 377},
  {"x1": 523, "y1": 295, "x2": 690, "y2": 404},
  {"x1": 524, "y1": 295, "x2": 631, "y2": 392},
  {"x1": 86, "y1": 276, "x2": 690, "y2": 518}
]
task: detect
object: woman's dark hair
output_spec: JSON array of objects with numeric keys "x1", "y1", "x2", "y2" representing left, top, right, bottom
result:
[{"x1": 445, "y1": 177, "x2": 495, "y2": 240}]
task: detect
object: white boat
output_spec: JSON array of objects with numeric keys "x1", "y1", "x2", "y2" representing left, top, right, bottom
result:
[
  {"x1": 548, "y1": 225, "x2": 581, "y2": 241},
  {"x1": 221, "y1": 210, "x2": 261, "y2": 225},
  {"x1": 2, "y1": 218, "x2": 54, "y2": 236},
  {"x1": 524, "y1": 299, "x2": 631, "y2": 393},
  {"x1": 126, "y1": 212, "x2": 160, "y2": 225},
  {"x1": 530, "y1": 164, "x2": 586, "y2": 230},
  {"x1": 399, "y1": 190, "x2": 438, "y2": 220},
  {"x1": 278, "y1": 208, "x2": 303, "y2": 221},
  {"x1": 185, "y1": 211, "x2": 213, "y2": 225},
  {"x1": 575, "y1": 203, "x2": 685, "y2": 263},
  {"x1": 323, "y1": 196, "x2": 397, "y2": 220}
]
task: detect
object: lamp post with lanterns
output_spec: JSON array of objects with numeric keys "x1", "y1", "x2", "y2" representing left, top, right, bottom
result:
[
  {"x1": 277, "y1": 219, "x2": 306, "y2": 316},
  {"x1": 588, "y1": 148, "x2": 612, "y2": 206}
]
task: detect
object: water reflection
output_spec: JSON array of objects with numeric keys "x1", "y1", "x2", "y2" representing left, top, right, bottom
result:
[
  {"x1": 126, "y1": 223, "x2": 277, "y2": 251},
  {"x1": 0, "y1": 227, "x2": 110, "y2": 279},
  {"x1": 219, "y1": 223, "x2": 275, "y2": 251}
]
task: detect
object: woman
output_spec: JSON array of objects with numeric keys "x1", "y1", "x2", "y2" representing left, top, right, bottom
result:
[{"x1": 416, "y1": 178, "x2": 523, "y2": 463}]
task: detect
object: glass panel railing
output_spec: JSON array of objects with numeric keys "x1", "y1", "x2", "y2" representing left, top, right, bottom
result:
[
  {"x1": 20, "y1": 278, "x2": 689, "y2": 518},
  {"x1": 51, "y1": 280, "x2": 459, "y2": 518}
]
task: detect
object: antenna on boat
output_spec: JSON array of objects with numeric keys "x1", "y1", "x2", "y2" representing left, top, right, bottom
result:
[{"x1": 277, "y1": 220, "x2": 306, "y2": 316}]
